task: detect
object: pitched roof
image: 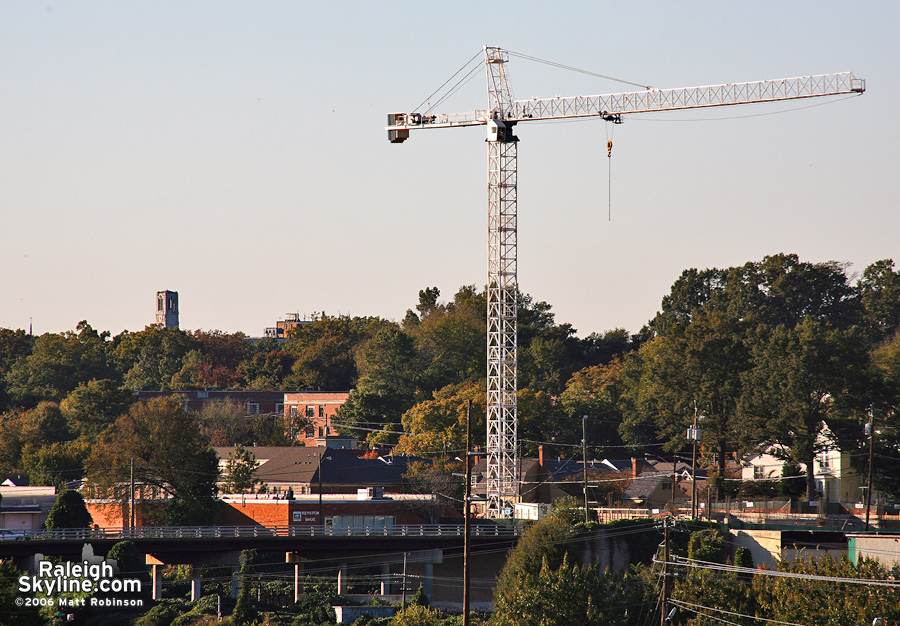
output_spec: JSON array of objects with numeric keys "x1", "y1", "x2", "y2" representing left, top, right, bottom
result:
[{"x1": 214, "y1": 446, "x2": 429, "y2": 488}]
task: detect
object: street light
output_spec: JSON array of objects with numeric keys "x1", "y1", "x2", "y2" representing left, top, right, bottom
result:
[{"x1": 318, "y1": 453, "x2": 332, "y2": 525}]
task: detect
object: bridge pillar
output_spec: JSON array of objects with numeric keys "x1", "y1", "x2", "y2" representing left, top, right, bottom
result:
[
  {"x1": 423, "y1": 563, "x2": 433, "y2": 601},
  {"x1": 337, "y1": 562, "x2": 348, "y2": 595},
  {"x1": 151, "y1": 564, "x2": 163, "y2": 600},
  {"x1": 380, "y1": 562, "x2": 390, "y2": 597},
  {"x1": 231, "y1": 566, "x2": 239, "y2": 599},
  {"x1": 191, "y1": 575, "x2": 203, "y2": 601}
]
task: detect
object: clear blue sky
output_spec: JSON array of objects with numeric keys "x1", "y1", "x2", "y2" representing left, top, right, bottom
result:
[{"x1": 1, "y1": 2, "x2": 896, "y2": 338}]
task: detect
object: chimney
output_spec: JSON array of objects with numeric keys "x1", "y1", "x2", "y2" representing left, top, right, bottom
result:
[
  {"x1": 538, "y1": 445, "x2": 545, "y2": 468},
  {"x1": 632, "y1": 457, "x2": 640, "y2": 477}
]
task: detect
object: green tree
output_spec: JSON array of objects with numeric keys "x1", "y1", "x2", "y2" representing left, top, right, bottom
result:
[
  {"x1": 687, "y1": 528, "x2": 726, "y2": 563},
  {"x1": 238, "y1": 349, "x2": 296, "y2": 390},
  {"x1": 231, "y1": 549, "x2": 257, "y2": 626},
  {"x1": 408, "y1": 286, "x2": 486, "y2": 392},
  {"x1": 111, "y1": 325, "x2": 199, "y2": 391},
  {"x1": 84, "y1": 396, "x2": 219, "y2": 525},
  {"x1": 286, "y1": 315, "x2": 385, "y2": 391},
  {"x1": 6, "y1": 321, "x2": 113, "y2": 406},
  {"x1": 722, "y1": 253, "x2": 860, "y2": 330},
  {"x1": 0, "y1": 328, "x2": 35, "y2": 412},
  {"x1": 45, "y1": 489, "x2": 93, "y2": 529},
  {"x1": 59, "y1": 378, "x2": 134, "y2": 440},
  {"x1": 858, "y1": 258, "x2": 900, "y2": 343},
  {"x1": 753, "y1": 554, "x2": 900, "y2": 625},
  {"x1": 339, "y1": 326, "x2": 422, "y2": 442},
  {"x1": 621, "y1": 311, "x2": 752, "y2": 499},
  {"x1": 740, "y1": 318, "x2": 869, "y2": 499},
  {"x1": 0, "y1": 559, "x2": 43, "y2": 625},
  {"x1": 20, "y1": 440, "x2": 89, "y2": 487},
  {"x1": 559, "y1": 358, "x2": 627, "y2": 455},
  {"x1": 580, "y1": 327, "x2": 641, "y2": 367},
  {"x1": 224, "y1": 444, "x2": 260, "y2": 495}
]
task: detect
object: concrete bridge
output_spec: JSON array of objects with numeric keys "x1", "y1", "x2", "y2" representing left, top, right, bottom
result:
[{"x1": 0, "y1": 523, "x2": 520, "y2": 607}]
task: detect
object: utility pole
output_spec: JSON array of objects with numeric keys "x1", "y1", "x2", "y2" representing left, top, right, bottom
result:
[
  {"x1": 671, "y1": 453, "x2": 677, "y2": 512},
  {"x1": 130, "y1": 458, "x2": 136, "y2": 530},
  {"x1": 689, "y1": 406, "x2": 701, "y2": 520},
  {"x1": 660, "y1": 517, "x2": 670, "y2": 626},
  {"x1": 318, "y1": 453, "x2": 332, "y2": 526},
  {"x1": 582, "y1": 415, "x2": 589, "y2": 523},
  {"x1": 865, "y1": 412, "x2": 875, "y2": 531},
  {"x1": 464, "y1": 400, "x2": 472, "y2": 626},
  {"x1": 401, "y1": 553, "x2": 408, "y2": 615}
]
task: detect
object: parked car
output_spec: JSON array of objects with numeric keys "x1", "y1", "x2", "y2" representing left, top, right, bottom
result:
[{"x1": 0, "y1": 529, "x2": 26, "y2": 540}]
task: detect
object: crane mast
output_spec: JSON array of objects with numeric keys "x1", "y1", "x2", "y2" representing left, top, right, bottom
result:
[{"x1": 387, "y1": 46, "x2": 864, "y2": 519}]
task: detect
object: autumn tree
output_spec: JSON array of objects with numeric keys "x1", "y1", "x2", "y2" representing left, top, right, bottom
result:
[
  {"x1": 85, "y1": 396, "x2": 219, "y2": 525},
  {"x1": 198, "y1": 399, "x2": 253, "y2": 447},
  {"x1": 192, "y1": 329, "x2": 252, "y2": 388},
  {"x1": 394, "y1": 380, "x2": 485, "y2": 456}
]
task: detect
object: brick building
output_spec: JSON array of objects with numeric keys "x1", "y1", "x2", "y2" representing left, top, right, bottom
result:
[
  {"x1": 136, "y1": 390, "x2": 291, "y2": 417},
  {"x1": 283, "y1": 391, "x2": 351, "y2": 446}
]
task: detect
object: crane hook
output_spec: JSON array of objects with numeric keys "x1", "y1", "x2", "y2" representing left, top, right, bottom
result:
[{"x1": 607, "y1": 140, "x2": 613, "y2": 158}]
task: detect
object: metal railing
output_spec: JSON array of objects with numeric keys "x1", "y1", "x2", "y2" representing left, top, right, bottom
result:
[{"x1": 0, "y1": 523, "x2": 521, "y2": 542}]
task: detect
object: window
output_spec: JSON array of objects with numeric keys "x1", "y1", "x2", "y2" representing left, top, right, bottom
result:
[
  {"x1": 246, "y1": 403, "x2": 260, "y2": 415},
  {"x1": 306, "y1": 405, "x2": 316, "y2": 418},
  {"x1": 157, "y1": 297, "x2": 164, "y2": 311},
  {"x1": 319, "y1": 405, "x2": 325, "y2": 417},
  {"x1": 289, "y1": 406, "x2": 299, "y2": 417},
  {"x1": 275, "y1": 403, "x2": 284, "y2": 415},
  {"x1": 753, "y1": 466, "x2": 766, "y2": 480},
  {"x1": 662, "y1": 482, "x2": 672, "y2": 491}
]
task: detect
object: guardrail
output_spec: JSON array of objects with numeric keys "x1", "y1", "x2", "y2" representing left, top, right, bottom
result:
[{"x1": 0, "y1": 523, "x2": 521, "y2": 542}]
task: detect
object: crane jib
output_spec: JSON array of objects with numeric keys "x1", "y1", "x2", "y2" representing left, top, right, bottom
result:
[{"x1": 386, "y1": 72, "x2": 864, "y2": 141}]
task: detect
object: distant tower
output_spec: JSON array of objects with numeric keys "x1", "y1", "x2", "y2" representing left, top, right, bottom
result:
[{"x1": 155, "y1": 291, "x2": 179, "y2": 329}]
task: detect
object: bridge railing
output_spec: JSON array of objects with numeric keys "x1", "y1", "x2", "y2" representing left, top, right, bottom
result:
[{"x1": 2, "y1": 523, "x2": 520, "y2": 542}]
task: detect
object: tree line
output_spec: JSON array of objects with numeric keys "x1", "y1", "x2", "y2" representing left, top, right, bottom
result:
[{"x1": 0, "y1": 253, "x2": 898, "y2": 506}]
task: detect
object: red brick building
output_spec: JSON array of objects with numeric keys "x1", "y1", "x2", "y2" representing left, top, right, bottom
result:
[{"x1": 283, "y1": 391, "x2": 350, "y2": 446}]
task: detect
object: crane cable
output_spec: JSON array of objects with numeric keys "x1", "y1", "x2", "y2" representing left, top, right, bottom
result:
[{"x1": 605, "y1": 121, "x2": 615, "y2": 221}]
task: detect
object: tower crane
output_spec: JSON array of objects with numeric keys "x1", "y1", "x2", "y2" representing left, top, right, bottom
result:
[{"x1": 386, "y1": 46, "x2": 865, "y2": 519}]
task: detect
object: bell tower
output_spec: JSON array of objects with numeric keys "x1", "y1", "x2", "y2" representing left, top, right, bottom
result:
[{"x1": 155, "y1": 291, "x2": 179, "y2": 329}]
